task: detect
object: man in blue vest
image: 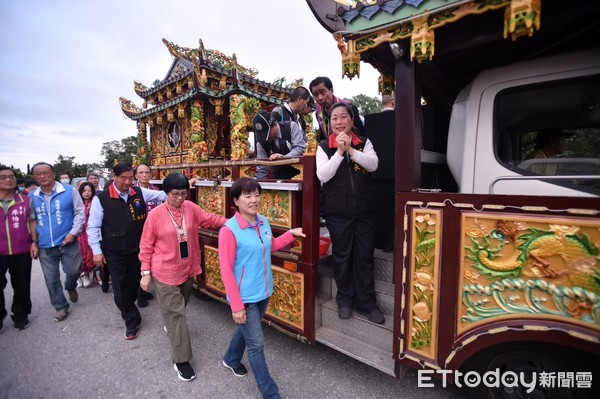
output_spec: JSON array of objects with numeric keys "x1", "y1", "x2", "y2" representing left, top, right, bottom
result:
[
  {"x1": 87, "y1": 163, "x2": 166, "y2": 340},
  {"x1": 30, "y1": 162, "x2": 85, "y2": 322}
]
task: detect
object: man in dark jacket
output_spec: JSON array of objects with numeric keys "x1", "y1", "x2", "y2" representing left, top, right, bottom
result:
[{"x1": 87, "y1": 163, "x2": 166, "y2": 340}]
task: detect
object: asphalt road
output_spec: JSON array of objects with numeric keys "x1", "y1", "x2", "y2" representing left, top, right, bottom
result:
[{"x1": 0, "y1": 259, "x2": 463, "y2": 399}]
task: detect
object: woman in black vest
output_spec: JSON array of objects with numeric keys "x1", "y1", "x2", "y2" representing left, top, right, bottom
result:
[{"x1": 315, "y1": 102, "x2": 385, "y2": 324}]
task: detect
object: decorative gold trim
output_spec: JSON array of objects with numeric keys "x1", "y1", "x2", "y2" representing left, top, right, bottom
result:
[
  {"x1": 260, "y1": 189, "x2": 292, "y2": 229},
  {"x1": 267, "y1": 265, "x2": 304, "y2": 331},
  {"x1": 204, "y1": 245, "x2": 225, "y2": 295},
  {"x1": 407, "y1": 209, "x2": 442, "y2": 360}
]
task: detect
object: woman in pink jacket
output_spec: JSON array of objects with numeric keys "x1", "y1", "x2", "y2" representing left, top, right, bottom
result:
[{"x1": 139, "y1": 172, "x2": 226, "y2": 382}]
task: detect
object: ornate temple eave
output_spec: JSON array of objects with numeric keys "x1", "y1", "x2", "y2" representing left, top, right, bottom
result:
[
  {"x1": 128, "y1": 89, "x2": 197, "y2": 121},
  {"x1": 331, "y1": 0, "x2": 543, "y2": 79},
  {"x1": 135, "y1": 68, "x2": 194, "y2": 98}
]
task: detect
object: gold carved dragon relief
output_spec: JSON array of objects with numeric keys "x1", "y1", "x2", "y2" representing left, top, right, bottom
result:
[
  {"x1": 459, "y1": 213, "x2": 600, "y2": 334},
  {"x1": 408, "y1": 210, "x2": 442, "y2": 360},
  {"x1": 267, "y1": 265, "x2": 304, "y2": 330}
]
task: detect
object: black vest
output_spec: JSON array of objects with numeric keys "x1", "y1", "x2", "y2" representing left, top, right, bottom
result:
[
  {"x1": 260, "y1": 122, "x2": 300, "y2": 179},
  {"x1": 98, "y1": 186, "x2": 147, "y2": 254},
  {"x1": 319, "y1": 138, "x2": 375, "y2": 217}
]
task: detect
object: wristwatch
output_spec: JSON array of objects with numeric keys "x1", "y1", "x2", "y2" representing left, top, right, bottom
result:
[{"x1": 140, "y1": 270, "x2": 151, "y2": 276}]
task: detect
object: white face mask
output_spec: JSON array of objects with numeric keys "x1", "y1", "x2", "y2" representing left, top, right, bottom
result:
[{"x1": 60, "y1": 179, "x2": 70, "y2": 185}]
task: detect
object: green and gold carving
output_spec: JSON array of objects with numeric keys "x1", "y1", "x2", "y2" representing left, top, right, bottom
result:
[
  {"x1": 408, "y1": 210, "x2": 442, "y2": 360},
  {"x1": 204, "y1": 245, "x2": 225, "y2": 295},
  {"x1": 197, "y1": 186, "x2": 225, "y2": 216},
  {"x1": 260, "y1": 189, "x2": 291, "y2": 229},
  {"x1": 267, "y1": 265, "x2": 304, "y2": 330},
  {"x1": 459, "y1": 213, "x2": 600, "y2": 334}
]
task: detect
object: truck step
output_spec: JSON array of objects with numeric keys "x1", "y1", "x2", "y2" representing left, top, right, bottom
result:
[
  {"x1": 317, "y1": 249, "x2": 394, "y2": 285},
  {"x1": 316, "y1": 326, "x2": 395, "y2": 377},
  {"x1": 316, "y1": 275, "x2": 395, "y2": 317},
  {"x1": 321, "y1": 299, "x2": 393, "y2": 352}
]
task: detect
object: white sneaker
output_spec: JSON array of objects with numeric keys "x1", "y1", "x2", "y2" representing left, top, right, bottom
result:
[
  {"x1": 82, "y1": 274, "x2": 92, "y2": 288},
  {"x1": 76, "y1": 278, "x2": 83, "y2": 288}
]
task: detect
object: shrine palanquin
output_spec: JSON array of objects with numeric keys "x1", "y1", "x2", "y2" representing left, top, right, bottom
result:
[{"x1": 119, "y1": 38, "x2": 312, "y2": 172}]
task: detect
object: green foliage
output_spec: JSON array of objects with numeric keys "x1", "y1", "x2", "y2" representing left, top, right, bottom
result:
[
  {"x1": 52, "y1": 155, "x2": 101, "y2": 179},
  {"x1": 100, "y1": 136, "x2": 138, "y2": 168},
  {"x1": 346, "y1": 94, "x2": 382, "y2": 116}
]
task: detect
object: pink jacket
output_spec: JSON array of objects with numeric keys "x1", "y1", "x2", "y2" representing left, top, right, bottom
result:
[{"x1": 139, "y1": 200, "x2": 226, "y2": 286}]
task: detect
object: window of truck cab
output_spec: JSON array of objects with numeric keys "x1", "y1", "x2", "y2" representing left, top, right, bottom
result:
[{"x1": 494, "y1": 74, "x2": 600, "y2": 195}]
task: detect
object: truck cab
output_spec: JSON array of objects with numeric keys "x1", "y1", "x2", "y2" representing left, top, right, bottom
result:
[{"x1": 448, "y1": 50, "x2": 600, "y2": 196}]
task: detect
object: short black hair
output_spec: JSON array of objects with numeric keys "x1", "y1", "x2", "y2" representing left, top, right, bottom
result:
[
  {"x1": 31, "y1": 162, "x2": 54, "y2": 174},
  {"x1": 87, "y1": 172, "x2": 100, "y2": 179},
  {"x1": 24, "y1": 178, "x2": 37, "y2": 188},
  {"x1": 230, "y1": 178, "x2": 262, "y2": 210},
  {"x1": 0, "y1": 166, "x2": 13, "y2": 173},
  {"x1": 162, "y1": 172, "x2": 189, "y2": 194},
  {"x1": 112, "y1": 163, "x2": 132, "y2": 177},
  {"x1": 309, "y1": 76, "x2": 333, "y2": 92},
  {"x1": 290, "y1": 86, "x2": 310, "y2": 102},
  {"x1": 78, "y1": 182, "x2": 96, "y2": 198}
]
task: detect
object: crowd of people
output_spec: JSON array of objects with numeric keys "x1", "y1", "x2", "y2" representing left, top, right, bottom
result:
[{"x1": 1, "y1": 76, "x2": 390, "y2": 398}]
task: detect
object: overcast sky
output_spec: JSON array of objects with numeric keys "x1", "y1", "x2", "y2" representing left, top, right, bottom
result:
[{"x1": 0, "y1": 0, "x2": 380, "y2": 172}]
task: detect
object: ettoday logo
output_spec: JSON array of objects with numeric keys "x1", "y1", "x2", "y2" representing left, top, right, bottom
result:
[
  {"x1": 418, "y1": 369, "x2": 593, "y2": 392},
  {"x1": 418, "y1": 369, "x2": 536, "y2": 392}
]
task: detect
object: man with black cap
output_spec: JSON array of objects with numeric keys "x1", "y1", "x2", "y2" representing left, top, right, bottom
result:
[{"x1": 254, "y1": 110, "x2": 306, "y2": 179}]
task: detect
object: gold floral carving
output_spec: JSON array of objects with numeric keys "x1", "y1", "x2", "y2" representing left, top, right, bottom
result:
[
  {"x1": 197, "y1": 186, "x2": 225, "y2": 216},
  {"x1": 408, "y1": 210, "x2": 442, "y2": 360},
  {"x1": 267, "y1": 266, "x2": 304, "y2": 330},
  {"x1": 204, "y1": 245, "x2": 225, "y2": 295},
  {"x1": 260, "y1": 190, "x2": 291, "y2": 229},
  {"x1": 459, "y1": 213, "x2": 600, "y2": 335}
]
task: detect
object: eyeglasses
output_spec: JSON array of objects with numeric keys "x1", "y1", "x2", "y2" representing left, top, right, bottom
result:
[
  {"x1": 169, "y1": 191, "x2": 187, "y2": 198},
  {"x1": 0, "y1": 175, "x2": 16, "y2": 181}
]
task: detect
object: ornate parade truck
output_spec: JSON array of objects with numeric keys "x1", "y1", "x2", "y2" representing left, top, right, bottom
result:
[{"x1": 120, "y1": 0, "x2": 599, "y2": 396}]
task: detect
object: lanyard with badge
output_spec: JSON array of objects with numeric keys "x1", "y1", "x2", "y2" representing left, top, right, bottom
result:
[{"x1": 167, "y1": 208, "x2": 189, "y2": 259}]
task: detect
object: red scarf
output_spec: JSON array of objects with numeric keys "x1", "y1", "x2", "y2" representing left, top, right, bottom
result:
[{"x1": 328, "y1": 131, "x2": 363, "y2": 149}]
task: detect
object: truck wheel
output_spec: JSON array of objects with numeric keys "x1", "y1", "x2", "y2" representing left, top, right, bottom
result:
[{"x1": 460, "y1": 342, "x2": 598, "y2": 399}]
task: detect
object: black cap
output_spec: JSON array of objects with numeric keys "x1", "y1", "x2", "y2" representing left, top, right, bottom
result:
[{"x1": 253, "y1": 111, "x2": 275, "y2": 142}]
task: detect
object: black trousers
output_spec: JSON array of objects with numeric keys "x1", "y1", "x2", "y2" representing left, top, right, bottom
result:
[
  {"x1": 325, "y1": 214, "x2": 378, "y2": 312},
  {"x1": 104, "y1": 251, "x2": 141, "y2": 332},
  {"x1": 0, "y1": 253, "x2": 32, "y2": 323}
]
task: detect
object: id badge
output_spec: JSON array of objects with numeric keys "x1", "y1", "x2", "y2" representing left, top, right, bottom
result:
[{"x1": 179, "y1": 241, "x2": 189, "y2": 259}]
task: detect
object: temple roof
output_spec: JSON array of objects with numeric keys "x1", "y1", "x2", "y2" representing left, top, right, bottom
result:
[{"x1": 121, "y1": 38, "x2": 296, "y2": 120}]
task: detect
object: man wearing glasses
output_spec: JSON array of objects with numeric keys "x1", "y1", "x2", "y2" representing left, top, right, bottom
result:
[
  {"x1": 0, "y1": 167, "x2": 38, "y2": 332},
  {"x1": 87, "y1": 163, "x2": 167, "y2": 340},
  {"x1": 29, "y1": 162, "x2": 84, "y2": 323}
]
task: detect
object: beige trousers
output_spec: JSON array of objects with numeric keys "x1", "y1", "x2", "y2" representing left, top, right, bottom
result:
[{"x1": 153, "y1": 277, "x2": 194, "y2": 363}]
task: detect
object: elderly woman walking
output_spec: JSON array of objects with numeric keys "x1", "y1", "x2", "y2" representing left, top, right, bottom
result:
[
  {"x1": 218, "y1": 177, "x2": 305, "y2": 399},
  {"x1": 139, "y1": 172, "x2": 226, "y2": 382}
]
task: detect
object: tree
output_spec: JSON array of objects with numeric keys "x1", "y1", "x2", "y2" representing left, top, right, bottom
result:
[
  {"x1": 52, "y1": 155, "x2": 100, "y2": 178},
  {"x1": 347, "y1": 94, "x2": 382, "y2": 116},
  {"x1": 100, "y1": 136, "x2": 138, "y2": 168}
]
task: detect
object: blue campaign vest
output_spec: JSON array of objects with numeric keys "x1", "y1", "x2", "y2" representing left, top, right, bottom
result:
[
  {"x1": 224, "y1": 214, "x2": 274, "y2": 304},
  {"x1": 30, "y1": 183, "x2": 75, "y2": 248}
]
